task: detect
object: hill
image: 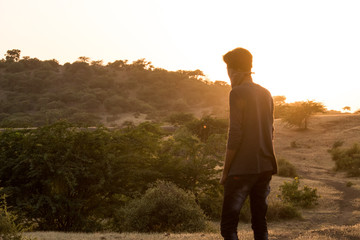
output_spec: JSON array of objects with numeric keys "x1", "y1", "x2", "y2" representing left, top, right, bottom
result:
[
  {"x1": 268, "y1": 114, "x2": 360, "y2": 239},
  {"x1": 0, "y1": 56, "x2": 230, "y2": 127}
]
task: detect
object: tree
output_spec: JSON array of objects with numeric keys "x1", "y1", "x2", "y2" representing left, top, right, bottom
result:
[
  {"x1": 77, "y1": 56, "x2": 90, "y2": 63},
  {"x1": 91, "y1": 60, "x2": 103, "y2": 66},
  {"x1": 273, "y1": 95, "x2": 288, "y2": 119},
  {"x1": 4, "y1": 49, "x2": 21, "y2": 62},
  {"x1": 282, "y1": 100, "x2": 326, "y2": 129},
  {"x1": 273, "y1": 95, "x2": 286, "y2": 105},
  {"x1": 185, "y1": 115, "x2": 228, "y2": 142},
  {"x1": 214, "y1": 80, "x2": 229, "y2": 86},
  {"x1": 120, "y1": 181, "x2": 206, "y2": 232},
  {"x1": 131, "y1": 58, "x2": 154, "y2": 70},
  {"x1": 342, "y1": 106, "x2": 351, "y2": 112}
]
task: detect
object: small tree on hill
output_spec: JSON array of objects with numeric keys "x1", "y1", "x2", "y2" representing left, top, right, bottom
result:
[
  {"x1": 273, "y1": 95, "x2": 288, "y2": 119},
  {"x1": 282, "y1": 100, "x2": 326, "y2": 129},
  {"x1": 4, "y1": 49, "x2": 21, "y2": 62},
  {"x1": 77, "y1": 56, "x2": 90, "y2": 63},
  {"x1": 342, "y1": 106, "x2": 351, "y2": 112}
]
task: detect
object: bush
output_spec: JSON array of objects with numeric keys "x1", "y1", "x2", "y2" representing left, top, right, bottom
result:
[
  {"x1": 237, "y1": 197, "x2": 301, "y2": 222},
  {"x1": 197, "y1": 187, "x2": 223, "y2": 220},
  {"x1": 278, "y1": 177, "x2": 320, "y2": 208},
  {"x1": 0, "y1": 122, "x2": 128, "y2": 231},
  {"x1": 0, "y1": 195, "x2": 22, "y2": 240},
  {"x1": 329, "y1": 142, "x2": 360, "y2": 177},
  {"x1": 121, "y1": 181, "x2": 206, "y2": 232},
  {"x1": 277, "y1": 158, "x2": 298, "y2": 178},
  {"x1": 332, "y1": 140, "x2": 344, "y2": 149},
  {"x1": 266, "y1": 200, "x2": 302, "y2": 221}
]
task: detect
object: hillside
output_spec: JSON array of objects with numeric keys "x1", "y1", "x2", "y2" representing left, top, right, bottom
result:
[
  {"x1": 0, "y1": 57, "x2": 230, "y2": 127},
  {"x1": 268, "y1": 114, "x2": 360, "y2": 239}
]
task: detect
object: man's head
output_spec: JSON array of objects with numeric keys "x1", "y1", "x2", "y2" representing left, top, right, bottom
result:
[{"x1": 223, "y1": 48, "x2": 252, "y2": 72}]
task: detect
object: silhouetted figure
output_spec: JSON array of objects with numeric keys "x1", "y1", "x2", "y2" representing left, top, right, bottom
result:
[{"x1": 219, "y1": 48, "x2": 277, "y2": 240}]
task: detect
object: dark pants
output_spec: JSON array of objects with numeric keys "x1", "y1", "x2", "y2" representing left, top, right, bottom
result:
[{"x1": 220, "y1": 171, "x2": 272, "y2": 240}]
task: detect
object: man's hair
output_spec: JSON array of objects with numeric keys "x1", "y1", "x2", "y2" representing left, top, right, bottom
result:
[{"x1": 223, "y1": 48, "x2": 253, "y2": 71}]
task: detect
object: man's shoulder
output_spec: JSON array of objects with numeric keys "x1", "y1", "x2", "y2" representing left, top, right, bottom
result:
[{"x1": 232, "y1": 83, "x2": 271, "y2": 96}]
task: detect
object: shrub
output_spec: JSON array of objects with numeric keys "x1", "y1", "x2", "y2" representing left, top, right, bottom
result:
[
  {"x1": 0, "y1": 195, "x2": 22, "y2": 240},
  {"x1": 278, "y1": 177, "x2": 320, "y2": 208},
  {"x1": 197, "y1": 189, "x2": 224, "y2": 220},
  {"x1": 121, "y1": 181, "x2": 206, "y2": 232},
  {"x1": 329, "y1": 142, "x2": 360, "y2": 177},
  {"x1": 277, "y1": 158, "x2": 298, "y2": 178},
  {"x1": 237, "y1": 197, "x2": 301, "y2": 222},
  {"x1": 266, "y1": 200, "x2": 302, "y2": 221},
  {"x1": 290, "y1": 141, "x2": 298, "y2": 148},
  {"x1": 332, "y1": 140, "x2": 344, "y2": 149},
  {"x1": 0, "y1": 122, "x2": 131, "y2": 231},
  {"x1": 346, "y1": 181, "x2": 354, "y2": 187}
]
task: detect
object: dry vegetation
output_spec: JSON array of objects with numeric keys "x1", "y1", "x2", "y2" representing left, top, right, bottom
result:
[{"x1": 23, "y1": 114, "x2": 360, "y2": 239}]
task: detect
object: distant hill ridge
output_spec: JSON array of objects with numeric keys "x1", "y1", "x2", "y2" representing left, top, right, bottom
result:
[{"x1": 0, "y1": 55, "x2": 230, "y2": 127}]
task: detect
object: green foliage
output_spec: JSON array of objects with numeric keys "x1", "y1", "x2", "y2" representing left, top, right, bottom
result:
[
  {"x1": 185, "y1": 115, "x2": 228, "y2": 142},
  {"x1": 0, "y1": 118, "x2": 226, "y2": 231},
  {"x1": 0, "y1": 121, "x2": 166, "y2": 231},
  {"x1": 0, "y1": 49, "x2": 231, "y2": 127},
  {"x1": 0, "y1": 195, "x2": 23, "y2": 240},
  {"x1": 346, "y1": 181, "x2": 354, "y2": 187},
  {"x1": 0, "y1": 122, "x2": 116, "y2": 231},
  {"x1": 120, "y1": 181, "x2": 206, "y2": 233},
  {"x1": 329, "y1": 142, "x2": 360, "y2": 177},
  {"x1": 278, "y1": 177, "x2": 320, "y2": 208},
  {"x1": 281, "y1": 100, "x2": 326, "y2": 129},
  {"x1": 273, "y1": 95, "x2": 288, "y2": 119},
  {"x1": 332, "y1": 140, "x2": 344, "y2": 149},
  {"x1": 159, "y1": 125, "x2": 226, "y2": 219},
  {"x1": 277, "y1": 158, "x2": 298, "y2": 178},
  {"x1": 5, "y1": 49, "x2": 21, "y2": 63}
]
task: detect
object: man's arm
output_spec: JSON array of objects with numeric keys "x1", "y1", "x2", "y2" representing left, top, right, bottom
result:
[{"x1": 220, "y1": 90, "x2": 244, "y2": 185}]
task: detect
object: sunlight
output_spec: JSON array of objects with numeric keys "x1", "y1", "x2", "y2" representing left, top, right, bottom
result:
[{"x1": 1, "y1": 0, "x2": 359, "y2": 111}]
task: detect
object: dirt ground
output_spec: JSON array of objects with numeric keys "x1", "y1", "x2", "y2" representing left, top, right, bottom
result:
[{"x1": 268, "y1": 114, "x2": 360, "y2": 239}]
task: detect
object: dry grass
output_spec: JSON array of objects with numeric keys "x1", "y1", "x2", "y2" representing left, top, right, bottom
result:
[
  {"x1": 23, "y1": 223, "x2": 360, "y2": 240},
  {"x1": 23, "y1": 114, "x2": 360, "y2": 239}
]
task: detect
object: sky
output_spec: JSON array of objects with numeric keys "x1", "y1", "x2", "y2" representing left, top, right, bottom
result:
[{"x1": 1, "y1": 0, "x2": 360, "y2": 112}]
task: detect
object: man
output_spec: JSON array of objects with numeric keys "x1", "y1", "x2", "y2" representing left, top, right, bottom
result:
[{"x1": 220, "y1": 48, "x2": 277, "y2": 240}]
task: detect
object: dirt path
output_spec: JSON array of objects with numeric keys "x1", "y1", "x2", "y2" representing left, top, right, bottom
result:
[{"x1": 273, "y1": 114, "x2": 360, "y2": 231}]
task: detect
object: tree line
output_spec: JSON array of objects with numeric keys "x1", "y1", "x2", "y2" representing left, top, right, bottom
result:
[
  {"x1": 2, "y1": 49, "x2": 355, "y2": 129},
  {"x1": 0, "y1": 49, "x2": 230, "y2": 128}
]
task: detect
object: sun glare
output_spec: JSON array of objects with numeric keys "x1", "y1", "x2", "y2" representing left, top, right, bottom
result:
[{"x1": 1, "y1": 0, "x2": 359, "y2": 111}]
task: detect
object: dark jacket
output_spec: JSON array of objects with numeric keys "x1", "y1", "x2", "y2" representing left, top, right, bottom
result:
[{"x1": 227, "y1": 81, "x2": 277, "y2": 175}]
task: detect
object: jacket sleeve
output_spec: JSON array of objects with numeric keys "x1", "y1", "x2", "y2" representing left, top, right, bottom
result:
[{"x1": 227, "y1": 90, "x2": 244, "y2": 150}]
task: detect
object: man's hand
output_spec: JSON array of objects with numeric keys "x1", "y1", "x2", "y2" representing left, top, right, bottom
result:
[
  {"x1": 219, "y1": 173, "x2": 227, "y2": 185},
  {"x1": 220, "y1": 148, "x2": 236, "y2": 185}
]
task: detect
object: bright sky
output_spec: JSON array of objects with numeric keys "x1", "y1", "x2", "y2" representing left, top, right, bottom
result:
[{"x1": 1, "y1": 0, "x2": 360, "y2": 112}]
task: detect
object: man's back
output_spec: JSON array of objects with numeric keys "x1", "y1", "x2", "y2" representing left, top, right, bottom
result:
[{"x1": 227, "y1": 82, "x2": 277, "y2": 176}]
